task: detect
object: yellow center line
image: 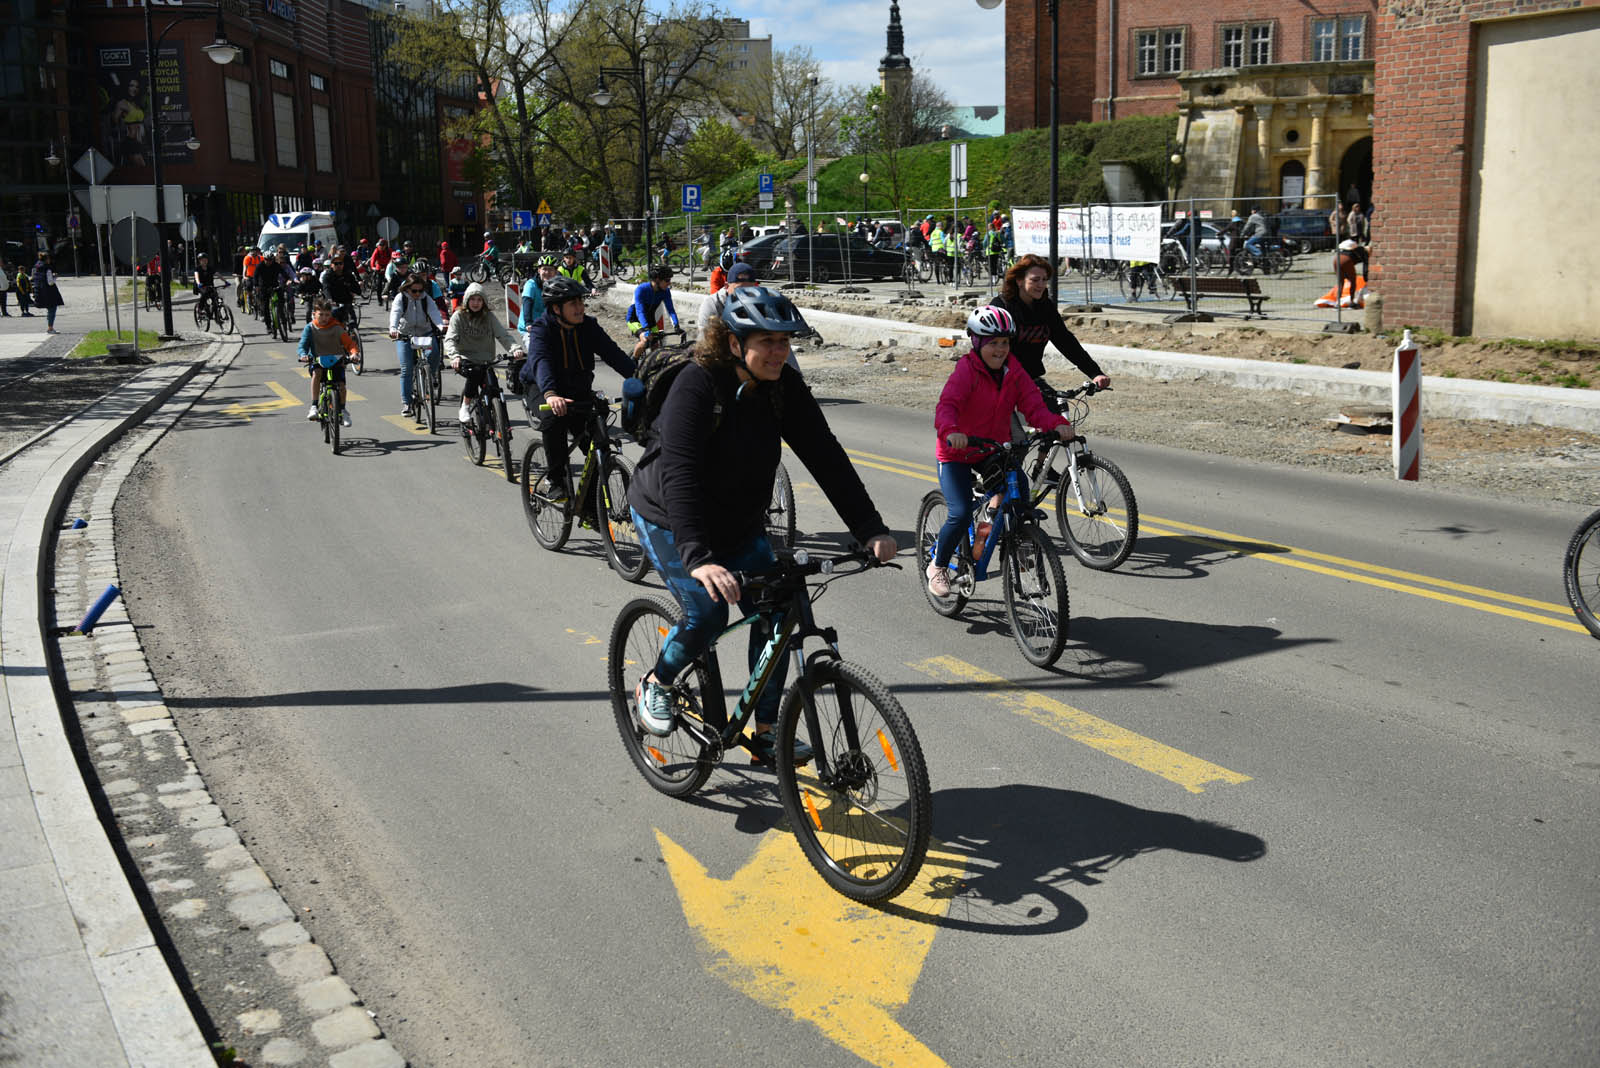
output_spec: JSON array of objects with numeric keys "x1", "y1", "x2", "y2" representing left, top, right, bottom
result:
[
  {"x1": 909, "y1": 655, "x2": 1251, "y2": 793},
  {"x1": 845, "y1": 446, "x2": 1581, "y2": 632}
]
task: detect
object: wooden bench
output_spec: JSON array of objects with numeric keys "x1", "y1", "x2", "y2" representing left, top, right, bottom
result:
[{"x1": 1170, "y1": 275, "x2": 1270, "y2": 318}]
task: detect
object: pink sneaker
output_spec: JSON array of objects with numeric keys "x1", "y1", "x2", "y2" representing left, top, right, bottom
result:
[{"x1": 926, "y1": 562, "x2": 951, "y2": 597}]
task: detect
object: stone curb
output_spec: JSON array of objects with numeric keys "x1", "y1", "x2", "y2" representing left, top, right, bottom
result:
[
  {"x1": 594, "y1": 283, "x2": 1600, "y2": 433},
  {"x1": 49, "y1": 344, "x2": 407, "y2": 1067}
]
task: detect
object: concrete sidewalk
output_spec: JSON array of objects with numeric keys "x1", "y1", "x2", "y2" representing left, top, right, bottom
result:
[{"x1": 0, "y1": 362, "x2": 214, "y2": 1066}]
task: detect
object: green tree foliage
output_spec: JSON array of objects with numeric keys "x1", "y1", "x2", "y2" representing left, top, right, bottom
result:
[{"x1": 666, "y1": 118, "x2": 765, "y2": 188}]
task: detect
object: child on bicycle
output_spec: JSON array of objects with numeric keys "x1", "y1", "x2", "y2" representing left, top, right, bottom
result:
[
  {"x1": 444, "y1": 282, "x2": 525, "y2": 427},
  {"x1": 927, "y1": 305, "x2": 1073, "y2": 597},
  {"x1": 299, "y1": 298, "x2": 358, "y2": 427}
]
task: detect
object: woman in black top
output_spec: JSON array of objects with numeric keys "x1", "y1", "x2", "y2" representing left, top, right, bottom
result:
[
  {"x1": 991, "y1": 254, "x2": 1111, "y2": 389},
  {"x1": 627, "y1": 287, "x2": 895, "y2": 762}
]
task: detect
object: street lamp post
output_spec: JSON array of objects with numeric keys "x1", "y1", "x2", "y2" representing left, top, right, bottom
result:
[
  {"x1": 977, "y1": 0, "x2": 1058, "y2": 302},
  {"x1": 859, "y1": 171, "x2": 869, "y2": 218},
  {"x1": 44, "y1": 144, "x2": 81, "y2": 277},
  {"x1": 142, "y1": 3, "x2": 239, "y2": 338},
  {"x1": 590, "y1": 65, "x2": 653, "y2": 260}
]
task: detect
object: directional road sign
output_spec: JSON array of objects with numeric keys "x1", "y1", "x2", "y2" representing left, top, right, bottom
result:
[
  {"x1": 511, "y1": 210, "x2": 534, "y2": 231},
  {"x1": 682, "y1": 184, "x2": 702, "y2": 213}
]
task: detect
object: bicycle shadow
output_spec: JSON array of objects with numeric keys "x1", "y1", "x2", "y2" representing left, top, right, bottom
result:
[
  {"x1": 1107, "y1": 531, "x2": 1293, "y2": 581},
  {"x1": 878, "y1": 783, "x2": 1266, "y2": 935},
  {"x1": 1053, "y1": 614, "x2": 1331, "y2": 686}
]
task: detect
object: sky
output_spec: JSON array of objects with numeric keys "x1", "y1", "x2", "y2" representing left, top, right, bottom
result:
[{"x1": 740, "y1": 0, "x2": 1007, "y2": 108}]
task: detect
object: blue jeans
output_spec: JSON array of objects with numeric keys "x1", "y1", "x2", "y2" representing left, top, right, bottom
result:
[
  {"x1": 1244, "y1": 236, "x2": 1263, "y2": 256},
  {"x1": 934, "y1": 460, "x2": 1029, "y2": 567},
  {"x1": 45, "y1": 303, "x2": 58, "y2": 329},
  {"x1": 631, "y1": 510, "x2": 787, "y2": 726},
  {"x1": 396, "y1": 334, "x2": 439, "y2": 405}
]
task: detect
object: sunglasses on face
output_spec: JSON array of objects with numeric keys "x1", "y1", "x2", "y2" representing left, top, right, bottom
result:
[{"x1": 406, "y1": 287, "x2": 424, "y2": 294}]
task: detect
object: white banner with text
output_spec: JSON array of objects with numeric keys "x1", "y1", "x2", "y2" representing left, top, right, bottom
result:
[{"x1": 1011, "y1": 205, "x2": 1162, "y2": 263}]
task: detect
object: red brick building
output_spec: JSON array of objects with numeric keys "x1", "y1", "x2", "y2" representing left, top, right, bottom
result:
[
  {"x1": 1002, "y1": 0, "x2": 1377, "y2": 128},
  {"x1": 1371, "y1": 0, "x2": 1599, "y2": 338},
  {"x1": 86, "y1": 0, "x2": 382, "y2": 255}
]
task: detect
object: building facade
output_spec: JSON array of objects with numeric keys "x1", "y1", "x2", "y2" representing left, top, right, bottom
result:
[{"x1": 1371, "y1": 0, "x2": 1598, "y2": 339}]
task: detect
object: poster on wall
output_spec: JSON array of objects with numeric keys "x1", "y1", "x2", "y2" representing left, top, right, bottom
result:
[{"x1": 95, "y1": 44, "x2": 195, "y2": 168}]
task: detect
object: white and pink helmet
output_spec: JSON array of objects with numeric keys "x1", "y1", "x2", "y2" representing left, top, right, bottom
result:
[{"x1": 966, "y1": 304, "x2": 1015, "y2": 339}]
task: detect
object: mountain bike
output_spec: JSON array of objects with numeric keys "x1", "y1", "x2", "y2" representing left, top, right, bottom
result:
[
  {"x1": 237, "y1": 279, "x2": 255, "y2": 317},
  {"x1": 915, "y1": 431, "x2": 1071, "y2": 667},
  {"x1": 1116, "y1": 262, "x2": 1173, "y2": 303},
  {"x1": 304, "y1": 355, "x2": 349, "y2": 455},
  {"x1": 192, "y1": 281, "x2": 235, "y2": 334},
  {"x1": 607, "y1": 548, "x2": 929, "y2": 902},
  {"x1": 1563, "y1": 507, "x2": 1600, "y2": 639},
  {"x1": 1232, "y1": 239, "x2": 1293, "y2": 277},
  {"x1": 1024, "y1": 382, "x2": 1139, "y2": 571},
  {"x1": 268, "y1": 287, "x2": 292, "y2": 343},
  {"x1": 457, "y1": 357, "x2": 516, "y2": 482},
  {"x1": 405, "y1": 332, "x2": 438, "y2": 433},
  {"x1": 521, "y1": 394, "x2": 648, "y2": 582}
]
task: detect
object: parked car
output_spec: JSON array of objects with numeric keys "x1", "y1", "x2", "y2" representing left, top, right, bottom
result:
[
  {"x1": 769, "y1": 234, "x2": 908, "y2": 282},
  {"x1": 732, "y1": 231, "x2": 791, "y2": 275},
  {"x1": 1272, "y1": 209, "x2": 1336, "y2": 253}
]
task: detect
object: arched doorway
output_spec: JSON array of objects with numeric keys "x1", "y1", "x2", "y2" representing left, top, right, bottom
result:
[
  {"x1": 1338, "y1": 137, "x2": 1373, "y2": 209},
  {"x1": 1278, "y1": 160, "x2": 1306, "y2": 207}
]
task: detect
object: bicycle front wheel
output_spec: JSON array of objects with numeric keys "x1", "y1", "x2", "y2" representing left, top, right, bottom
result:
[
  {"x1": 1056, "y1": 453, "x2": 1138, "y2": 571},
  {"x1": 1563, "y1": 508, "x2": 1600, "y2": 639},
  {"x1": 767, "y1": 463, "x2": 797, "y2": 549},
  {"x1": 520, "y1": 441, "x2": 572, "y2": 549},
  {"x1": 462, "y1": 405, "x2": 487, "y2": 465},
  {"x1": 192, "y1": 303, "x2": 207, "y2": 330},
  {"x1": 777, "y1": 659, "x2": 930, "y2": 903},
  {"x1": 414, "y1": 356, "x2": 435, "y2": 433},
  {"x1": 607, "y1": 598, "x2": 715, "y2": 797},
  {"x1": 217, "y1": 305, "x2": 235, "y2": 334},
  {"x1": 495, "y1": 397, "x2": 515, "y2": 482},
  {"x1": 598, "y1": 456, "x2": 650, "y2": 583},
  {"x1": 1002, "y1": 526, "x2": 1069, "y2": 667}
]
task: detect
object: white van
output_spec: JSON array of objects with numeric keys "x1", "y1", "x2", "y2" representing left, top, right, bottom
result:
[{"x1": 256, "y1": 211, "x2": 339, "y2": 255}]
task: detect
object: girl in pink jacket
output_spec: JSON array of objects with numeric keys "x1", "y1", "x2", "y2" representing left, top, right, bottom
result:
[{"x1": 927, "y1": 305, "x2": 1074, "y2": 597}]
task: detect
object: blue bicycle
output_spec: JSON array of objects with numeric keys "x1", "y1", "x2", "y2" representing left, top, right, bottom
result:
[{"x1": 915, "y1": 431, "x2": 1071, "y2": 667}]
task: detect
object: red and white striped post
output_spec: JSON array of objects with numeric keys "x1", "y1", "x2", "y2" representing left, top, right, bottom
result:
[
  {"x1": 504, "y1": 283, "x2": 521, "y2": 330},
  {"x1": 1392, "y1": 328, "x2": 1421, "y2": 481},
  {"x1": 597, "y1": 244, "x2": 612, "y2": 282}
]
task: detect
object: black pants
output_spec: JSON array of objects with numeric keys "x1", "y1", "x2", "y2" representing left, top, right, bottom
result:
[{"x1": 540, "y1": 411, "x2": 586, "y2": 495}]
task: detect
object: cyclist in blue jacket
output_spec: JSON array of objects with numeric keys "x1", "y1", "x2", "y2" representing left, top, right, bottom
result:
[{"x1": 627, "y1": 264, "x2": 680, "y2": 358}]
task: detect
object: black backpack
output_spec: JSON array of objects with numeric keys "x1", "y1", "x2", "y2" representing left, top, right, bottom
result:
[{"x1": 621, "y1": 348, "x2": 716, "y2": 445}]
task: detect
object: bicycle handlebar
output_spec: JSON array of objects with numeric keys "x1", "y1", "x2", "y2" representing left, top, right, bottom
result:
[{"x1": 730, "y1": 547, "x2": 900, "y2": 592}]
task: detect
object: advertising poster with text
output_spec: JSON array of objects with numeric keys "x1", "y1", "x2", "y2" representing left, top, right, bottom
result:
[
  {"x1": 96, "y1": 43, "x2": 194, "y2": 169},
  {"x1": 1011, "y1": 205, "x2": 1161, "y2": 263}
]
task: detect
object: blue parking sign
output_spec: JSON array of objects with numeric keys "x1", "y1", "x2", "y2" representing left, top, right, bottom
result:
[
  {"x1": 758, "y1": 173, "x2": 774, "y2": 195},
  {"x1": 682, "y1": 184, "x2": 702, "y2": 213}
]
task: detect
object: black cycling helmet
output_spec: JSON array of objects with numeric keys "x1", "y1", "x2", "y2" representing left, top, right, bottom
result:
[
  {"x1": 721, "y1": 286, "x2": 809, "y2": 338},
  {"x1": 647, "y1": 264, "x2": 672, "y2": 283},
  {"x1": 542, "y1": 276, "x2": 587, "y2": 305}
]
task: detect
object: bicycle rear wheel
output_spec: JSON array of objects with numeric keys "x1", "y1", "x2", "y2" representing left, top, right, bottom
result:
[
  {"x1": 1055, "y1": 453, "x2": 1138, "y2": 571},
  {"x1": 776, "y1": 659, "x2": 930, "y2": 903},
  {"x1": 914, "y1": 490, "x2": 968, "y2": 617},
  {"x1": 598, "y1": 456, "x2": 650, "y2": 583},
  {"x1": 607, "y1": 598, "x2": 715, "y2": 797},
  {"x1": 1563, "y1": 508, "x2": 1600, "y2": 639},
  {"x1": 767, "y1": 463, "x2": 797, "y2": 549},
  {"x1": 1002, "y1": 525, "x2": 1069, "y2": 667},
  {"x1": 520, "y1": 441, "x2": 572, "y2": 549}
]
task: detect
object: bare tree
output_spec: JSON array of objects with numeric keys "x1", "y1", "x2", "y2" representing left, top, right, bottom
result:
[
  {"x1": 840, "y1": 74, "x2": 956, "y2": 212},
  {"x1": 727, "y1": 46, "x2": 846, "y2": 160}
]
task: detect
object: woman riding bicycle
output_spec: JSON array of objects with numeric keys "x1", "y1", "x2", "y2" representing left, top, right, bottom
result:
[
  {"x1": 522, "y1": 276, "x2": 636, "y2": 497},
  {"x1": 625, "y1": 286, "x2": 896, "y2": 762},
  {"x1": 926, "y1": 305, "x2": 1073, "y2": 598},
  {"x1": 444, "y1": 282, "x2": 523, "y2": 427},
  {"x1": 991, "y1": 254, "x2": 1110, "y2": 391},
  {"x1": 389, "y1": 271, "x2": 446, "y2": 418}
]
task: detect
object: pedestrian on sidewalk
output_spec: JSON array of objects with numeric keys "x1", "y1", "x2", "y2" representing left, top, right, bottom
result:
[
  {"x1": 0, "y1": 258, "x2": 11, "y2": 316},
  {"x1": 14, "y1": 260, "x2": 34, "y2": 316},
  {"x1": 31, "y1": 253, "x2": 65, "y2": 333}
]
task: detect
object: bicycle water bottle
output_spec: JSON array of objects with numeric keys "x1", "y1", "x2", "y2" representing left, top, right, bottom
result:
[{"x1": 973, "y1": 498, "x2": 993, "y2": 552}]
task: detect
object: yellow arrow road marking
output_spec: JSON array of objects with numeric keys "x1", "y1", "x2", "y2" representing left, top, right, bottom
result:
[
  {"x1": 220, "y1": 380, "x2": 302, "y2": 420},
  {"x1": 909, "y1": 655, "x2": 1251, "y2": 793},
  {"x1": 660, "y1": 828, "x2": 965, "y2": 1068},
  {"x1": 844, "y1": 446, "x2": 1580, "y2": 632}
]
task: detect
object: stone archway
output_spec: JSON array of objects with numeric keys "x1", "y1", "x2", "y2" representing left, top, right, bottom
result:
[{"x1": 1338, "y1": 137, "x2": 1373, "y2": 209}]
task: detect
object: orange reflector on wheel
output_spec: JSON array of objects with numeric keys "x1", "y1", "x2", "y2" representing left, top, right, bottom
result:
[
  {"x1": 647, "y1": 746, "x2": 666, "y2": 765},
  {"x1": 804, "y1": 791, "x2": 824, "y2": 831},
  {"x1": 657, "y1": 625, "x2": 670, "y2": 638},
  {"x1": 877, "y1": 729, "x2": 899, "y2": 771}
]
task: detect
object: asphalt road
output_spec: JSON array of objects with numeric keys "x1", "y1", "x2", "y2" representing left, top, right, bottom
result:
[{"x1": 116, "y1": 326, "x2": 1600, "y2": 1067}]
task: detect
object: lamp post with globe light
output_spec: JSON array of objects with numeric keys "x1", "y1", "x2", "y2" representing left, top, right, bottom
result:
[
  {"x1": 590, "y1": 65, "x2": 653, "y2": 259},
  {"x1": 44, "y1": 144, "x2": 81, "y2": 277},
  {"x1": 976, "y1": 0, "x2": 1060, "y2": 301},
  {"x1": 143, "y1": 3, "x2": 239, "y2": 338}
]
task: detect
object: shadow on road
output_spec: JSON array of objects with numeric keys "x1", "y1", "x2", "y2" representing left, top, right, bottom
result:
[
  {"x1": 1113, "y1": 532, "x2": 1293, "y2": 580},
  {"x1": 162, "y1": 681, "x2": 581, "y2": 708},
  {"x1": 878, "y1": 783, "x2": 1267, "y2": 935}
]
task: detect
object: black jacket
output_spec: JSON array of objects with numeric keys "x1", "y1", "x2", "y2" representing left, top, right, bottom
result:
[
  {"x1": 523, "y1": 308, "x2": 635, "y2": 398},
  {"x1": 992, "y1": 292, "x2": 1104, "y2": 382},
  {"x1": 629, "y1": 361, "x2": 888, "y2": 572}
]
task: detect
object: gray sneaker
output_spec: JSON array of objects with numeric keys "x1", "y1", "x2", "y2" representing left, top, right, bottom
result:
[
  {"x1": 633, "y1": 677, "x2": 675, "y2": 737},
  {"x1": 749, "y1": 729, "x2": 813, "y2": 768}
]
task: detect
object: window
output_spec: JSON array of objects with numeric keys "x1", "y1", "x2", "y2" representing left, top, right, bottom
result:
[
  {"x1": 312, "y1": 103, "x2": 332, "y2": 172},
  {"x1": 1221, "y1": 22, "x2": 1273, "y2": 67},
  {"x1": 1339, "y1": 16, "x2": 1366, "y2": 60},
  {"x1": 1134, "y1": 27, "x2": 1185, "y2": 76},
  {"x1": 272, "y1": 91, "x2": 296, "y2": 167},
  {"x1": 225, "y1": 77, "x2": 255, "y2": 162},
  {"x1": 309, "y1": 72, "x2": 326, "y2": 92},
  {"x1": 269, "y1": 58, "x2": 289, "y2": 80}
]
